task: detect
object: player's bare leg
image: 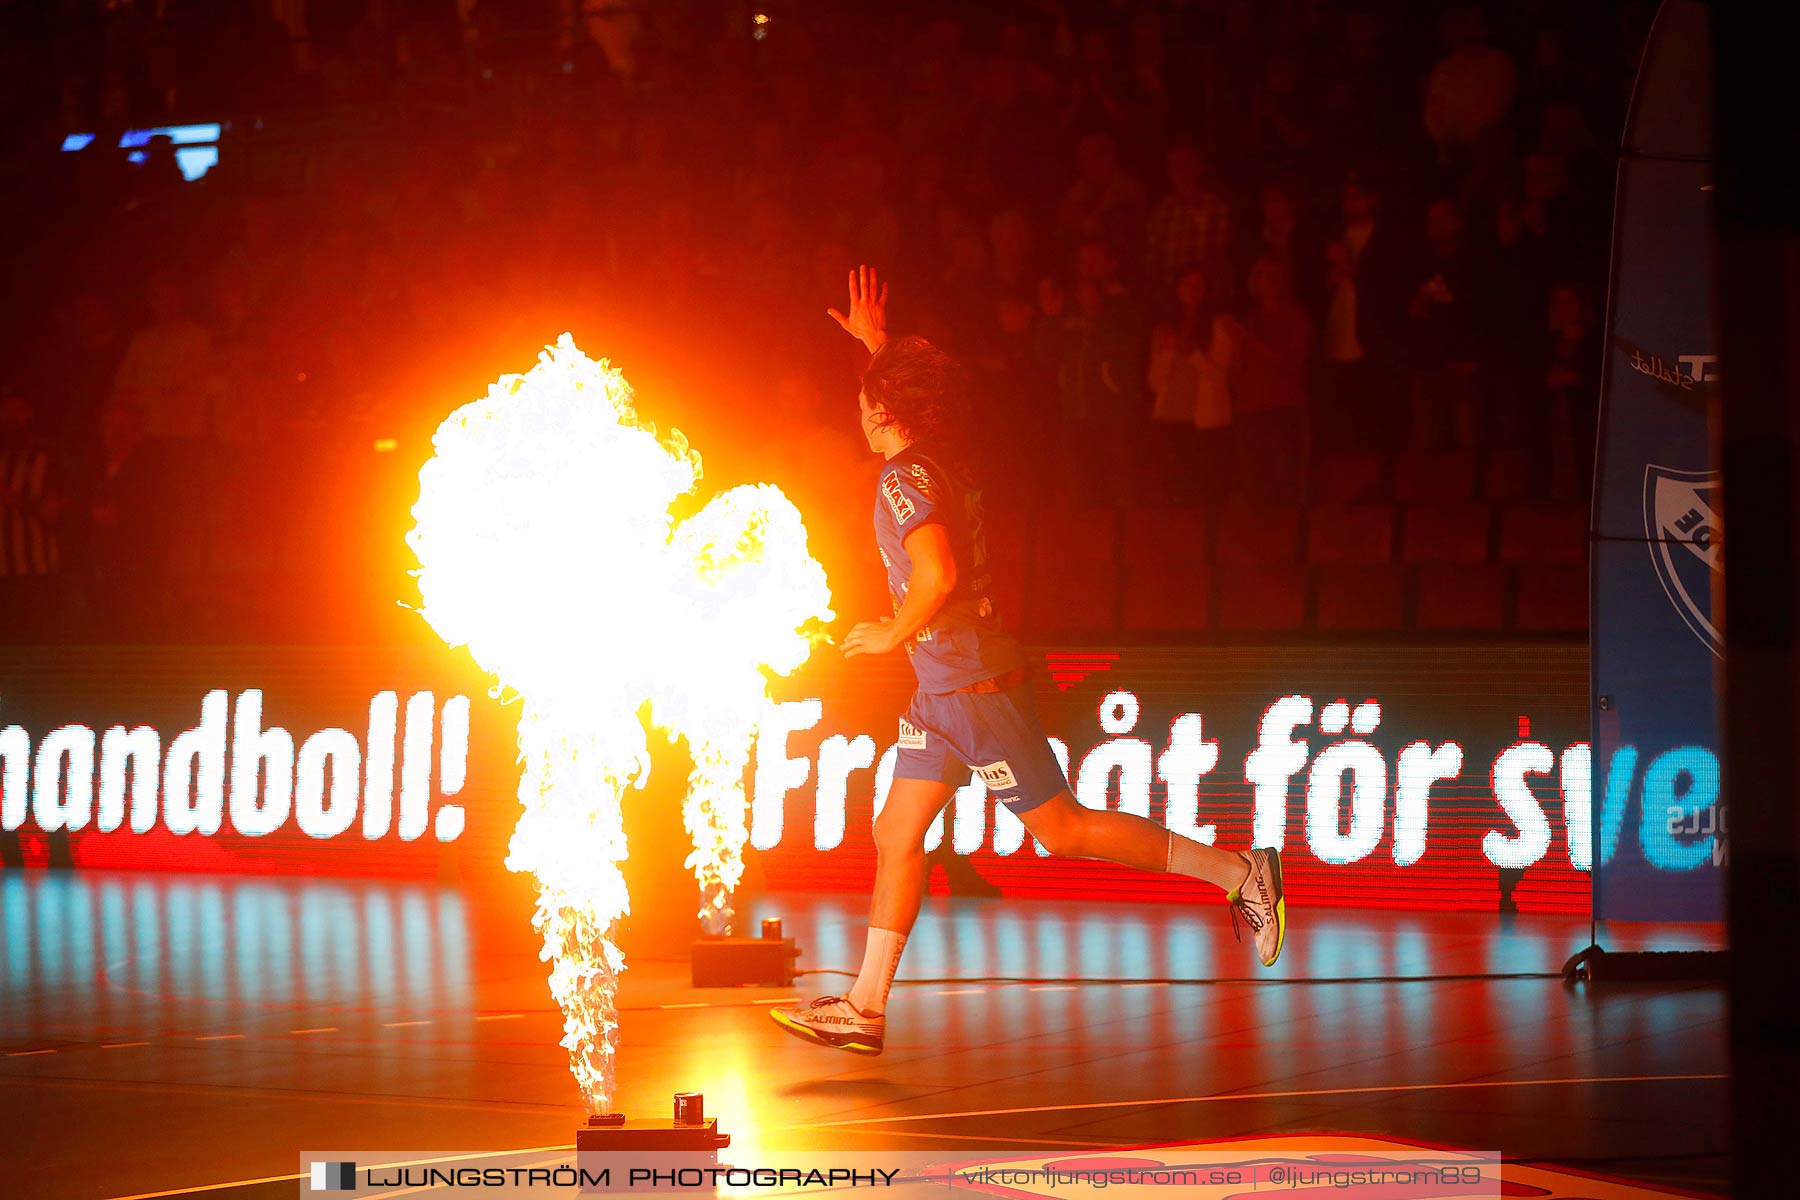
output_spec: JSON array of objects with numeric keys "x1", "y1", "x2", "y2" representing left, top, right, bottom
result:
[
  {"x1": 771, "y1": 778, "x2": 955, "y2": 1054},
  {"x1": 1021, "y1": 791, "x2": 1286, "y2": 965},
  {"x1": 867, "y1": 778, "x2": 958, "y2": 934},
  {"x1": 1021, "y1": 791, "x2": 1242, "y2": 885}
]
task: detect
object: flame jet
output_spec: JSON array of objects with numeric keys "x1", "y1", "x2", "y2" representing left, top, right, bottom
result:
[{"x1": 408, "y1": 335, "x2": 831, "y2": 1112}]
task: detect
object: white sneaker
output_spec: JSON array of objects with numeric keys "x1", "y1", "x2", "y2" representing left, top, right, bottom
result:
[
  {"x1": 770, "y1": 995, "x2": 885, "y2": 1055},
  {"x1": 1229, "y1": 847, "x2": 1287, "y2": 967}
]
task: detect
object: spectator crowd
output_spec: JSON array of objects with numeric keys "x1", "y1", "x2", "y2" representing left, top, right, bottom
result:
[{"x1": 0, "y1": 0, "x2": 1645, "y2": 641}]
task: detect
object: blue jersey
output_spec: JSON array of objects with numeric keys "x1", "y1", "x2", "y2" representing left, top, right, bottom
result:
[{"x1": 873, "y1": 448, "x2": 1025, "y2": 693}]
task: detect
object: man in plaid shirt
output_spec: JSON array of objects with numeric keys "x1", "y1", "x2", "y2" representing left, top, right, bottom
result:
[{"x1": 1145, "y1": 142, "x2": 1232, "y2": 299}]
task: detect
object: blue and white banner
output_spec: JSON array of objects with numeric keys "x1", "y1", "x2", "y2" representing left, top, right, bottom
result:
[{"x1": 1590, "y1": 0, "x2": 1724, "y2": 922}]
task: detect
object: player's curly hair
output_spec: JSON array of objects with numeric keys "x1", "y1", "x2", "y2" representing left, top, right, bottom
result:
[{"x1": 860, "y1": 335, "x2": 967, "y2": 450}]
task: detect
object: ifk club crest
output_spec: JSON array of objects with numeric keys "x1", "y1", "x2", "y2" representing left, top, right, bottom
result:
[{"x1": 1643, "y1": 464, "x2": 1722, "y2": 659}]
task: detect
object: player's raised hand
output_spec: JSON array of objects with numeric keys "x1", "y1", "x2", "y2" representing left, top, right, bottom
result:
[{"x1": 828, "y1": 264, "x2": 890, "y2": 354}]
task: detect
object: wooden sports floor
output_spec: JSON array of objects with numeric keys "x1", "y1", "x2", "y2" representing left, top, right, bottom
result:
[{"x1": 0, "y1": 874, "x2": 1726, "y2": 1199}]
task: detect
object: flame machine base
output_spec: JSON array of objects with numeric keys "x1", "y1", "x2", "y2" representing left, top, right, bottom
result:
[
  {"x1": 690, "y1": 917, "x2": 800, "y2": 987},
  {"x1": 575, "y1": 1095, "x2": 732, "y2": 1194},
  {"x1": 574, "y1": 1114, "x2": 731, "y2": 1152}
]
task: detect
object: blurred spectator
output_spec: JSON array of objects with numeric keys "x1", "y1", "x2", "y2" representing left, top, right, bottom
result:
[
  {"x1": 1148, "y1": 262, "x2": 1232, "y2": 504},
  {"x1": 1144, "y1": 142, "x2": 1232, "y2": 304},
  {"x1": 207, "y1": 264, "x2": 275, "y2": 451},
  {"x1": 112, "y1": 271, "x2": 213, "y2": 442},
  {"x1": 47, "y1": 292, "x2": 128, "y2": 457},
  {"x1": 1402, "y1": 198, "x2": 1492, "y2": 452},
  {"x1": 1123, "y1": 8, "x2": 1177, "y2": 154},
  {"x1": 1496, "y1": 151, "x2": 1585, "y2": 295},
  {"x1": 1243, "y1": 51, "x2": 1315, "y2": 182},
  {"x1": 1518, "y1": 25, "x2": 1601, "y2": 125},
  {"x1": 987, "y1": 209, "x2": 1041, "y2": 304},
  {"x1": 1241, "y1": 181, "x2": 1321, "y2": 312},
  {"x1": 970, "y1": 292, "x2": 1055, "y2": 509},
  {"x1": 1491, "y1": 151, "x2": 1589, "y2": 447},
  {"x1": 76, "y1": 401, "x2": 165, "y2": 635},
  {"x1": 0, "y1": 387, "x2": 66, "y2": 598},
  {"x1": 830, "y1": 151, "x2": 903, "y2": 272},
  {"x1": 1063, "y1": 26, "x2": 1133, "y2": 140},
  {"x1": 1543, "y1": 284, "x2": 1598, "y2": 502},
  {"x1": 135, "y1": 134, "x2": 187, "y2": 198},
  {"x1": 1320, "y1": 11, "x2": 1412, "y2": 177},
  {"x1": 971, "y1": 52, "x2": 1060, "y2": 208},
  {"x1": 1423, "y1": 4, "x2": 1518, "y2": 176},
  {"x1": 1226, "y1": 257, "x2": 1313, "y2": 503},
  {"x1": 1319, "y1": 171, "x2": 1407, "y2": 449},
  {"x1": 1037, "y1": 238, "x2": 1148, "y2": 507},
  {"x1": 1058, "y1": 132, "x2": 1147, "y2": 257}
]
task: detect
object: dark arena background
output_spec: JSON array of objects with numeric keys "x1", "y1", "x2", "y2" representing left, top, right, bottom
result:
[{"x1": 3, "y1": 2, "x2": 1796, "y2": 1198}]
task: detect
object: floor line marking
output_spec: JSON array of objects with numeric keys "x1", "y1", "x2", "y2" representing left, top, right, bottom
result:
[
  {"x1": 934, "y1": 988, "x2": 986, "y2": 996},
  {"x1": 1029, "y1": 985, "x2": 1076, "y2": 992},
  {"x1": 100, "y1": 1145, "x2": 575, "y2": 1200},
  {"x1": 194, "y1": 1034, "x2": 243, "y2": 1042},
  {"x1": 101, "y1": 1042, "x2": 151, "y2": 1049},
  {"x1": 290, "y1": 1027, "x2": 338, "y2": 1035},
  {"x1": 4, "y1": 1049, "x2": 55, "y2": 1057},
  {"x1": 852, "y1": 1128, "x2": 1118, "y2": 1148},
  {"x1": 383, "y1": 1021, "x2": 431, "y2": 1028},
  {"x1": 475, "y1": 1013, "x2": 525, "y2": 1022},
  {"x1": 658, "y1": 1002, "x2": 707, "y2": 1009},
  {"x1": 789, "y1": 1073, "x2": 1730, "y2": 1128},
  {"x1": 0, "y1": 1072, "x2": 577, "y2": 1117}
]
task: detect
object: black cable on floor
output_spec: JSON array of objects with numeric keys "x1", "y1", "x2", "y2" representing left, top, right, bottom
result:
[{"x1": 796, "y1": 968, "x2": 1566, "y2": 985}]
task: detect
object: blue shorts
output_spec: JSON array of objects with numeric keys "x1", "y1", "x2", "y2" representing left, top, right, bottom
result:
[{"x1": 893, "y1": 681, "x2": 1070, "y2": 814}]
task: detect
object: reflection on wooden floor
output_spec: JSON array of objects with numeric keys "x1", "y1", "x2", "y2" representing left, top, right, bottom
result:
[{"x1": 0, "y1": 873, "x2": 1726, "y2": 1199}]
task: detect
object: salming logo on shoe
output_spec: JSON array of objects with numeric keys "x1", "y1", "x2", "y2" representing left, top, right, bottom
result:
[
  {"x1": 1229, "y1": 848, "x2": 1287, "y2": 968},
  {"x1": 772, "y1": 996, "x2": 886, "y2": 1055}
]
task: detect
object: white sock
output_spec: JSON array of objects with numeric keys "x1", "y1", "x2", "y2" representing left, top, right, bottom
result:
[
  {"x1": 847, "y1": 927, "x2": 907, "y2": 1016},
  {"x1": 1166, "y1": 833, "x2": 1206, "y2": 879}
]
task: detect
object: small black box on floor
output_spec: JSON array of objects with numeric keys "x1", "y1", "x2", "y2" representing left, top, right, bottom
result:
[{"x1": 690, "y1": 920, "x2": 799, "y2": 986}]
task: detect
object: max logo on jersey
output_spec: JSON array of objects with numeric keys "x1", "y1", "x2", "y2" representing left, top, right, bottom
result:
[
  {"x1": 975, "y1": 760, "x2": 1018, "y2": 790},
  {"x1": 881, "y1": 472, "x2": 916, "y2": 524},
  {"x1": 898, "y1": 718, "x2": 927, "y2": 750},
  {"x1": 1644, "y1": 464, "x2": 1721, "y2": 659}
]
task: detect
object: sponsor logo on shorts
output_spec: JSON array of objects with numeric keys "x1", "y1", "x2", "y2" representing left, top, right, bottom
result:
[
  {"x1": 898, "y1": 719, "x2": 927, "y2": 749},
  {"x1": 976, "y1": 760, "x2": 1018, "y2": 790},
  {"x1": 881, "y1": 472, "x2": 916, "y2": 524}
]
